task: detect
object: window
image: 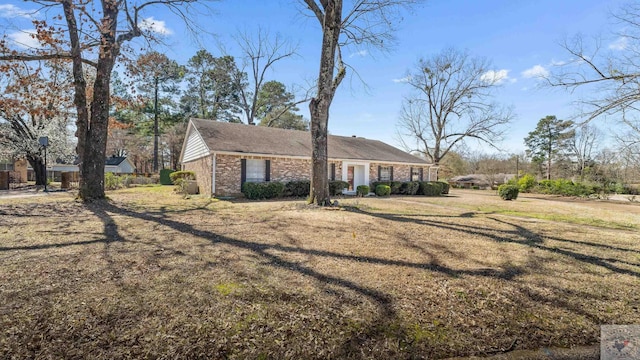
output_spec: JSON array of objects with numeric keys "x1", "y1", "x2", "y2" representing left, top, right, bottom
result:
[
  {"x1": 379, "y1": 166, "x2": 392, "y2": 181},
  {"x1": 411, "y1": 167, "x2": 423, "y2": 181},
  {"x1": 241, "y1": 159, "x2": 270, "y2": 184}
]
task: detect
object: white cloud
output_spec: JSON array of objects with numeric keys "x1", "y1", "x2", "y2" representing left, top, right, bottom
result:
[
  {"x1": 480, "y1": 69, "x2": 511, "y2": 84},
  {"x1": 550, "y1": 59, "x2": 566, "y2": 66},
  {"x1": 0, "y1": 4, "x2": 38, "y2": 19},
  {"x1": 521, "y1": 65, "x2": 549, "y2": 79},
  {"x1": 392, "y1": 76, "x2": 411, "y2": 83},
  {"x1": 349, "y1": 49, "x2": 368, "y2": 58},
  {"x1": 140, "y1": 17, "x2": 173, "y2": 35},
  {"x1": 609, "y1": 36, "x2": 628, "y2": 51},
  {"x1": 8, "y1": 30, "x2": 41, "y2": 49}
]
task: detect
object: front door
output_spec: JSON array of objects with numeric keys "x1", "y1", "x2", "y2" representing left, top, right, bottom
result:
[{"x1": 347, "y1": 166, "x2": 354, "y2": 191}]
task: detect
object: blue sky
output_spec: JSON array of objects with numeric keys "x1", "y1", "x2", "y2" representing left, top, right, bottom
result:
[{"x1": 0, "y1": 0, "x2": 629, "y2": 155}]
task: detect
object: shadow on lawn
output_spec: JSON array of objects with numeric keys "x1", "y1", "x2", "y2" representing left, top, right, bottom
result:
[
  {"x1": 347, "y1": 207, "x2": 640, "y2": 278},
  {"x1": 82, "y1": 201, "x2": 534, "y2": 356}
]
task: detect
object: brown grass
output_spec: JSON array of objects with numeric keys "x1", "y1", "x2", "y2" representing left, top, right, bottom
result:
[{"x1": 1, "y1": 187, "x2": 639, "y2": 359}]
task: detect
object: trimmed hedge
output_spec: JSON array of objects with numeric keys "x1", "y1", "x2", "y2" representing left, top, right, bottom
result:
[
  {"x1": 329, "y1": 180, "x2": 349, "y2": 196},
  {"x1": 438, "y1": 181, "x2": 450, "y2": 194},
  {"x1": 375, "y1": 184, "x2": 391, "y2": 196},
  {"x1": 419, "y1": 181, "x2": 441, "y2": 196},
  {"x1": 356, "y1": 185, "x2": 370, "y2": 197},
  {"x1": 169, "y1": 170, "x2": 195, "y2": 182},
  {"x1": 400, "y1": 181, "x2": 420, "y2": 195},
  {"x1": 241, "y1": 181, "x2": 285, "y2": 200},
  {"x1": 284, "y1": 180, "x2": 310, "y2": 197},
  {"x1": 498, "y1": 184, "x2": 519, "y2": 200}
]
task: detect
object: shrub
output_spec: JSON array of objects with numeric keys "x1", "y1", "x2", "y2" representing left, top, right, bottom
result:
[
  {"x1": 438, "y1": 181, "x2": 450, "y2": 194},
  {"x1": 169, "y1": 170, "x2": 195, "y2": 182},
  {"x1": 329, "y1": 180, "x2": 349, "y2": 196},
  {"x1": 498, "y1": 184, "x2": 519, "y2": 200},
  {"x1": 400, "y1": 181, "x2": 420, "y2": 195},
  {"x1": 356, "y1": 185, "x2": 370, "y2": 197},
  {"x1": 159, "y1": 169, "x2": 174, "y2": 185},
  {"x1": 284, "y1": 180, "x2": 310, "y2": 197},
  {"x1": 242, "y1": 181, "x2": 285, "y2": 200},
  {"x1": 419, "y1": 182, "x2": 441, "y2": 196},
  {"x1": 390, "y1": 181, "x2": 403, "y2": 194},
  {"x1": 375, "y1": 184, "x2": 391, "y2": 196},
  {"x1": 105, "y1": 172, "x2": 122, "y2": 190},
  {"x1": 518, "y1": 174, "x2": 537, "y2": 193}
]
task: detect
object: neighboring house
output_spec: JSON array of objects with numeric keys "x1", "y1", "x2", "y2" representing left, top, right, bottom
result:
[
  {"x1": 179, "y1": 119, "x2": 436, "y2": 196},
  {"x1": 104, "y1": 156, "x2": 136, "y2": 174},
  {"x1": 27, "y1": 156, "x2": 136, "y2": 181},
  {"x1": 450, "y1": 173, "x2": 515, "y2": 189}
]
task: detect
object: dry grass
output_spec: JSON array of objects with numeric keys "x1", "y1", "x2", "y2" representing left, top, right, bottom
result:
[{"x1": 1, "y1": 187, "x2": 639, "y2": 359}]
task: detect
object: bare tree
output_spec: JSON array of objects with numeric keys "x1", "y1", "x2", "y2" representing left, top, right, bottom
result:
[
  {"x1": 548, "y1": 3, "x2": 640, "y2": 142},
  {"x1": 569, "y1": 124, "x2": 601, "y2": 180},
  {"x1": 397, "y1": 48, "x2": 513, "y2": 165},
  {"x1": 302, "y1": 0, "x2": 418, "y2": 205},
  {"x1": 0, "y1": 0, "x2": 213, "y2": 201},
  {"x1": 233, "y1": 29, "x2": 306, "y2": 125}
]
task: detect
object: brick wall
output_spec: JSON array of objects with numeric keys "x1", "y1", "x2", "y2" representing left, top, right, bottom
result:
[
  {"x1": 368, "y1": 163, "x2": 431, "y2": 184},
  {"x1": 182, "y1": 156, "x2": 212, "y2": 196},
  {"x1": 271, "y1": 157, "x2": 312, "y2": 183},
  {"x1": 215, "y1": 154, "x2": 242, "y2": 195}
]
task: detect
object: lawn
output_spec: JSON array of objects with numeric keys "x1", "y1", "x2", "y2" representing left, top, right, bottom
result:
[{"x1": 1, "y1": 187, "x2": 639, "y2": 359}]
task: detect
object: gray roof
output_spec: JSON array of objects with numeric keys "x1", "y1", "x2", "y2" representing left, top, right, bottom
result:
[
  {"x1": 105, "y1": 156, "x2": 127, "y2": 166},
  {"x1": 191, "y1": 118, "x2": 428, "y2": 164}
]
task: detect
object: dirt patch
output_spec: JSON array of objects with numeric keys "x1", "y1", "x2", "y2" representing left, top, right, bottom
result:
[{"x1": 1, "y1": 187, "x2": 639, "y2": 359}]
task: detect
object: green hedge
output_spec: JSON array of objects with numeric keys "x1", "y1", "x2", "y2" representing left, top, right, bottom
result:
[
  {"x1": 418, "y1": 182, "x2": 441, "y2": 196},
  {"x1": 498, "y1": 184, "x2": 519, "y2": 200},
  {"x1": 169, "y1": 170, "x2": 195, "y2": 182},
  {"x1": 329, "y1": 180, "x2": 349, "y2": 196},
  {"x1": 241, "y1": 181, "x2": 285, "y2": 200},
  {"x1": 375, "y1": 184, "x2": 391, "y2": 196},
  {"x1": 438, "y1": 181, "x2": 450, "y2": 194},
  {"x1": 356, "y1": 185, "x2": 370, "y2": 197},
  {"x1": 284, "y1": 180, "x2": 310, "y2": 197},
  {"x1": 399, "y1": 181, "x2": 420, "y2": 195}
]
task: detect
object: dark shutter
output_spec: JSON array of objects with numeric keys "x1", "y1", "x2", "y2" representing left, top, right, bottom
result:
[
  {"x1": 330, "y1": 163, "x2": 336, "y2": 181},
  {"x1": 410, "y1": 167, "x2": 413, "y2": 181},
  {"x1": 419, "y1": 167, "x2": 424, "y2": 181},
  {"x1": 377, "y1": 166, "x2": 381, "y2": 181},
  {"x1": 265, "y1": 160, "x2": 271, "y2": 182},
  {"x1": 390, "y1": 166, "x2": 394, "y2": 181},
  {"x1": 240, "y1": 159, "x2": 246, "y2": 185}
]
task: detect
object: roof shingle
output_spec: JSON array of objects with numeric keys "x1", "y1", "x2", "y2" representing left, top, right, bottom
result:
[{"x1": 191, "y1": 119, "x2": 428, "y2": 164}]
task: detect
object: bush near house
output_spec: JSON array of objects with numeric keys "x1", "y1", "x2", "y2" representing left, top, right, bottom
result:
[
  {"x1": 399, "y1": 181, "x2": 420, "y2": 195},
  {"x1": 517, "y1": 174, "x2": 537, "y2": 193},
  {"x1": 356, "y1": 185, "x2": 370, "y2": 197},
  {"x1": 438, "y1": 181, "x2": 450, "y2": 194},
  {"x1": 371, "y1": 181, "x2": 403, "y2": 195},
  {"x1": 169, "y1": 171, "x2": 195, "y2": 182},
  {"x1": 329, "y1": 180, "x2": 349, "y2": 196},
  {"x1": 375, "y1": 184, "x2": 391, "y2": 196},
  {"x1": 242, "y1": 182, "x2": 285, "y2": 200},
  {"x1": 284, "y1": 180, "x2": 311, "y2": 197},
  {"x1": 418, "y1": 182, "x2": 441, "y2": 196},
  {"x1": 105, "y1": 172, "x2": 122, "y2": 190},
  {"x1": 498, "y1": 184, "x2": 519, "y2": 200}
]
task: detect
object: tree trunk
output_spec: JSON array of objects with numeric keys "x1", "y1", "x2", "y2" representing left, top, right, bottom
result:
[
  {"x1": 308, "y1": 0, "x2": 343, "y2": 206},
  {"x1": 76, "y1": 0, "x2": 119, "y2": 201},
  {"x1": 153, "y1": 76, "x2": 159, "y2": 172},
  {"x1": 27, "y1": 155, "x2": 46, "y2": 186}
]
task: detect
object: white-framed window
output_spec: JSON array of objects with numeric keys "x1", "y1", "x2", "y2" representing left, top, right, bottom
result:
[
  {"x1": 245, "y1": 159, "x2": 266, "y2": 183},
  {"x1": 411, "y1": 167, "x2": 422, "y2": 181},
  {"x1": 379, "y1": 166, "x2": 391, "y2": 181}
]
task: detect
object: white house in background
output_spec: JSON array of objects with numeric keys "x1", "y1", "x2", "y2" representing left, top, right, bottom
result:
[{"x1": 104, "y1": 156, "x2": 136, "y2": 174}]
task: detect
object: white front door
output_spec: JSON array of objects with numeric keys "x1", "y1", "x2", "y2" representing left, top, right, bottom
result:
[{"x1": 342, "y1": 161, "x2": 369, "y2": 193}]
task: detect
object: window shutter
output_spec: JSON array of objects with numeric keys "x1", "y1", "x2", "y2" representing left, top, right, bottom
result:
[
  {"x1": 410, "y1": 167, "x2": 413, "y2": 181},
  {"x1": 419, "y1": 168, "x2": 424, "y2": 181},
  {"x1": 378, "y1": 166, "x2": 381, "y2": 181},
  {"x1": 330, "y1": 163, "x2": 336, "y2": 181},
  {"x1": 241, "y1": 159, "x2": 246, "y2": 185},
  {"x1": 390, "y1": 166, "x2": 394, "y2": 181},
  {"x1": 265, "y1": 160, "x2": 271, "y2": 182}
]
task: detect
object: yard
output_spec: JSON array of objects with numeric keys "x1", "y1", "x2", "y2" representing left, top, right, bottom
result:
[{"x1": 1, "y1": 187, "x2": 639, "y2": 359}]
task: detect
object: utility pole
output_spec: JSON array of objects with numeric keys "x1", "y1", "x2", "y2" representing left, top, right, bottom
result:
[
  {"x1": 153, "y1": 76, "x2": 159, "y2": 173},
  {"x1": 38, "y1": 136, "x2": 49, "y2": 191}
]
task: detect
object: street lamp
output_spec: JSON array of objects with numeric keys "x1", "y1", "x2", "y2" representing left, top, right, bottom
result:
[{"x1": 38, "y1": 136, "x2": 49, "y2": 191}]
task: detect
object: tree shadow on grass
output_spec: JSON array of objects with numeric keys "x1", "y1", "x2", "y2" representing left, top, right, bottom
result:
[{"x1": 347, "y1": 207, "x2": 640, "y2": 278}]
